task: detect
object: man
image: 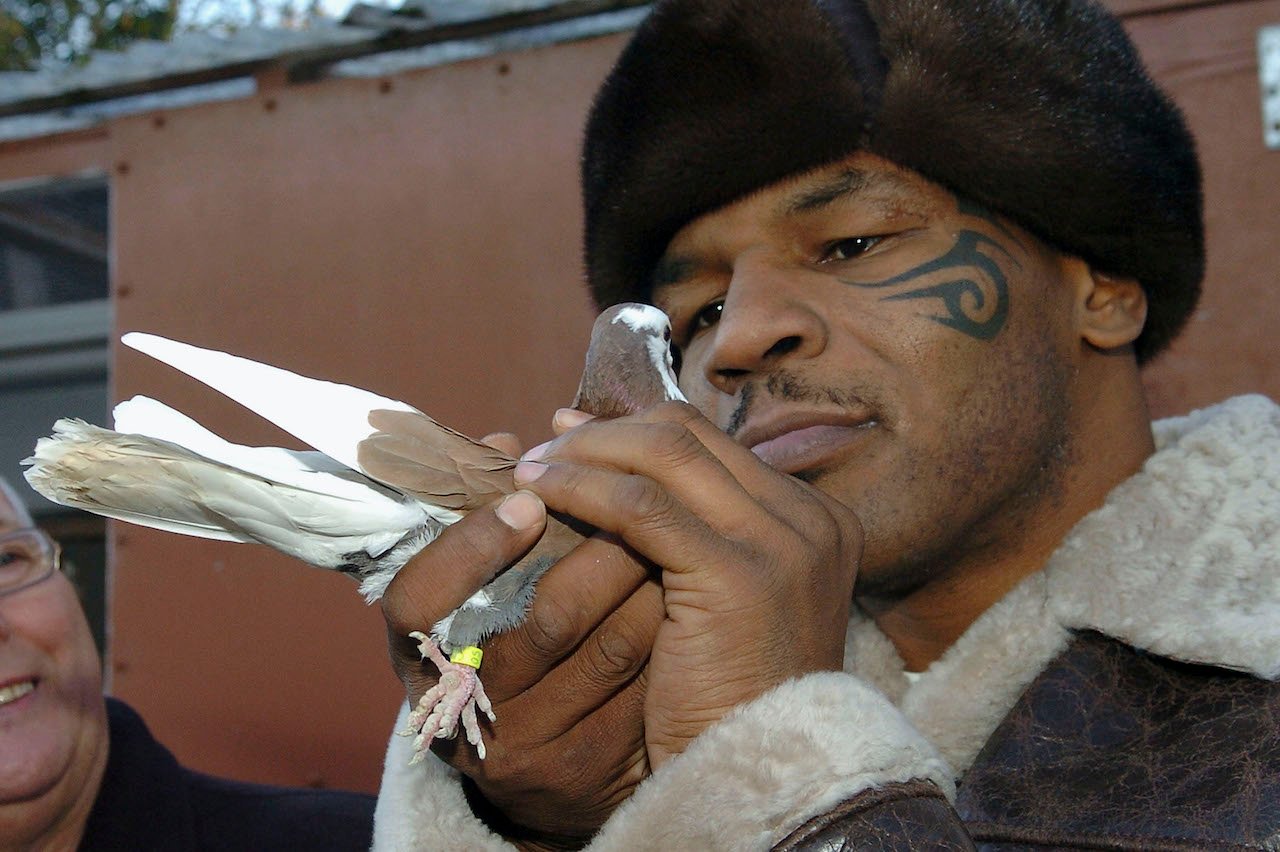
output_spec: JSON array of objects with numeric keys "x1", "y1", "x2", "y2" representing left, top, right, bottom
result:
[
  {"x1": 0, "y1": 476, "x2": 377, "y2": 851},
  {"x1": 372, "y1": 0, "x2": 1280, "y2": 848}
]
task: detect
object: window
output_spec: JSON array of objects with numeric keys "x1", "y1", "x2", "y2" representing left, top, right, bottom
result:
[
  {"x1": 0, "y1": 172, "x2": 110, "y2": 653},
  {"x1": 0, "y1": 174, "x2": 108, "y2": 310}
]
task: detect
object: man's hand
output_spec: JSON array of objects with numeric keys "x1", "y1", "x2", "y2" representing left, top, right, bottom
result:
[
  {"x1": 381, "y1": 405, "x2": 862, "y2": 843},
  {"x1": 381, "y1": 434, "x2": 664, "y2": 847},
  {"x1": 515, "y1": 402, "x2": 863, "y2": 768}
]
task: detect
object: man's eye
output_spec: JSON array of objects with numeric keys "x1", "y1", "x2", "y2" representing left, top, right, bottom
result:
[
  {"x1": 822, "y1": 236, "x2": 880, "y2": 262},
  {"x1": 692, "y1": 300, "x2": 724, "y2": 331}
]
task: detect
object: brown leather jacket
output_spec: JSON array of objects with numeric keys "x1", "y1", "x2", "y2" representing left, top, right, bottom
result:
[{"x1": 777, "y1": 631, "x2": 1280, "y2": 850}]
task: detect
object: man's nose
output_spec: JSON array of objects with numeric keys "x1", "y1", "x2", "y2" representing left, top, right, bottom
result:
[{"x1": 702, "y1": 254, "x2": 828, "y2": 395}]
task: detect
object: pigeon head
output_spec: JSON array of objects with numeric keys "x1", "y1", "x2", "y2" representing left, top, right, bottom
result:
[{"x1": 572, "y1": 303, "x2": 686, "y2": 420}]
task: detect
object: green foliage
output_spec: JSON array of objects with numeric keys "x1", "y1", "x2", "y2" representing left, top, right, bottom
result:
[{"x1": 0, "y1": 0, "x2": 178, "y2": 70}]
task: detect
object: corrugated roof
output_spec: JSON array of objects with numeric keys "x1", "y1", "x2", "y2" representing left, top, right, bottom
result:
[{"x1": 0, "y1": 0, "x2": 648, "y2": 142}]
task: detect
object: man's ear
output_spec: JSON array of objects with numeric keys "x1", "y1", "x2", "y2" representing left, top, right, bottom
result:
[{"x1": 1072, "y1": 263, "x2": 1148, "y2": 351}]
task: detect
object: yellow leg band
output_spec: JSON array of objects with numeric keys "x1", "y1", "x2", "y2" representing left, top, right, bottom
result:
[{"x1": 449, "y1": 646, "x2": 484, "y2": 669}]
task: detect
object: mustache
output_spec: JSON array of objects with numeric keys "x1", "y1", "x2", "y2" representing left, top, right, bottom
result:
[{"x1": 725, "y1": 372, "x2": 880, "y2": 436}]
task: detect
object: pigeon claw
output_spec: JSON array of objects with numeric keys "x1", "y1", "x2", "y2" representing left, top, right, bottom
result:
[{"x1": 402, "y1": 631, "x2": 495, "y2": 762}]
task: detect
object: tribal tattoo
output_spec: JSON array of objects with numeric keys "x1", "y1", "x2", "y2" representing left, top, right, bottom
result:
[{"x1": 842, "y1": 201, "x2": 1021, "y2": 341}]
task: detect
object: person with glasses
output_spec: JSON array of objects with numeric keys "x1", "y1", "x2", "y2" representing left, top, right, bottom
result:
[
  {"x1": 0, "y1": 478, "x2": 106, "y2": 851},
  {"x1": 0, "y1": 476, "x2": 377, "y2": 851}
]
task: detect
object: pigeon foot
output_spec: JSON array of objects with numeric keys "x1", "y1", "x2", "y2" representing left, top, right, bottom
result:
[{"x1": 401, "y1": 631, "x2": 495, "y2": 761}]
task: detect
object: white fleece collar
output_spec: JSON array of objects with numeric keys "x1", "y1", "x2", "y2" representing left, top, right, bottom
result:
[
  {"x1": 1045, "y1": 393, "x2": 1280, "y2": 677},
  {"x1": 851, "y1": 394, "x2": 1280, "y2": 773}
]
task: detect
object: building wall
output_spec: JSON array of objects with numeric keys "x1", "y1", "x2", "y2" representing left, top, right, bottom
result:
[
  {"x1": 1, "y1": 1, "x2": 1277, "y2": 795},
  {"x1": 1125, "y1": 0, "x2": 1280, "y2": 414},
  {"x1": 104, "y1": 36, "x2": 615, "y2": 792}
]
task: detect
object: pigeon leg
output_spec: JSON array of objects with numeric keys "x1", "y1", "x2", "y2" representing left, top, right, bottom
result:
[{"x1": 401, "y1": 631, "x2": 495, "y2": 762}]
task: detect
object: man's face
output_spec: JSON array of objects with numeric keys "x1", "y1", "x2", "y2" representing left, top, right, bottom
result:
[
  {"x1": 0, "y1": 485, "x2": 106, "y2": 814},
  {"x1": 654, "y1": 153, "x2": 1084, "y2": 597}
]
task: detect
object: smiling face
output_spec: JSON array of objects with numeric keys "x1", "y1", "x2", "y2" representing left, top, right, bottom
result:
[
  {"x1": 0, "y1": 479, "x2": 106, "y2": 847},
  {"x1": 653, "y1": 152, "x2": 1095, "y2": 598}
]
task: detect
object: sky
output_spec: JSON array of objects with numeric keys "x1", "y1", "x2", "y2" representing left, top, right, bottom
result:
[{"x1": 175, "y1": 0, "x2": 396, "y2": 31}]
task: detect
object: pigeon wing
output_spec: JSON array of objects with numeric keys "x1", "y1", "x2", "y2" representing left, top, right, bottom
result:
[
  {"x1": 121, "y1": 332, "x2": 417, "y2": 479},
  {"x1": 358, "y1": 409, "x2": 516, "y2": 511}
]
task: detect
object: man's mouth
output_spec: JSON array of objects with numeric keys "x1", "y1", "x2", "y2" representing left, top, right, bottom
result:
[
  {"x1": 737, "y1": 413, "x2": 878, "y2": 475},
  {"x1": 0, "y1": 679, "x2": 35, "y2": 707}
]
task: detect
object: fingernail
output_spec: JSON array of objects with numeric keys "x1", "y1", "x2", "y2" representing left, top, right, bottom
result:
[
  {"x1": 553, "y1": 408, "x2": 594, "y2": 430},
  {"x1": 495, "y1": 491, "x2": 543, "y2": 530},
  {"x1": 513, "y1": 460, "x2": 548, "y2": 485},
  {"x1": 522, "y1": 441, "x2": 552, "y2": 461}
]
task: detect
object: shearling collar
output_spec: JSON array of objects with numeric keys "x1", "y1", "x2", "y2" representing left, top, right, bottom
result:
[
  {"x1": 1046, "y1": 394, "x2": 1280, "y2": 677},
  {"x1": 849, "y1": 394, "x2": 1280, "y2": 772}
]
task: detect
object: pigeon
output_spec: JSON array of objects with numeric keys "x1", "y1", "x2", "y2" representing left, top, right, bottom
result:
[{"x1": 23, "y1": 303, "x2": 684, "y2": 760}]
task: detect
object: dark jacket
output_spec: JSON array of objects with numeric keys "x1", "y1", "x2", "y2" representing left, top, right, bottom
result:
[
  {"x1": 373, "y1": 396, "x2": 1280, "y2": 850},
  {"x1": 779, "y1": 631, "x2": 1280, "y2": 850},
  {"x1": 81, "y1": 698, "x2": 375, "y2": 851}
]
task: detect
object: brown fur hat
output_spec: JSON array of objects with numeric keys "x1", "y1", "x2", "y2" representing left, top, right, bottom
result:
[{"x1": 581, "y1": 0, "x2": 1203, "y2": 362}]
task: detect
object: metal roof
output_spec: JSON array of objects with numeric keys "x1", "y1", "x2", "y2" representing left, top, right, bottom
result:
[{"x1": 0, "y1": 0, "x2": 649, "y2": 143}]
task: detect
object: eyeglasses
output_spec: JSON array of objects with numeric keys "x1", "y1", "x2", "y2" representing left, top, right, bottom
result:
[{"x1": 0, "y1": 528, "x2": 62, "y2": 599}]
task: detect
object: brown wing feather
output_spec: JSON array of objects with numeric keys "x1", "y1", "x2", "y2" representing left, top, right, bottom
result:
[{"x1": 358, "y1": 409, "x2": 516, "y2": 510}]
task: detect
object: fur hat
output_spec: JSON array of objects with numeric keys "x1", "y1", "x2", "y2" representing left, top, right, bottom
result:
[{"x1": 581, "y1": 0, "x2": 1203, "y2": 362}]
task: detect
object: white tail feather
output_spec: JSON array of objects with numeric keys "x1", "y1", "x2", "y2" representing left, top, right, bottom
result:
[
  {"x1": 23, "y1": 418, "x2": 431, "y2": 568},
  {"x1": 25, "y1": 420, "x2": 253, "y2": 543},
  {"x1": 111, "y1": 396, "x2": 395, "y2": 502}
]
